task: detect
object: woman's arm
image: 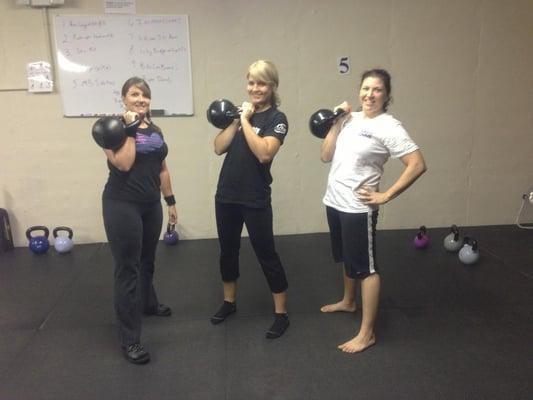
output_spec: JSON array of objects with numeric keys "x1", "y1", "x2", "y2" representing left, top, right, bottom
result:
[
  {"x1": 239, "y1": 102, "x2": 281, "y2": 164},
  {"x1": 104, "y1": 137, "x2": 136, "y2": 171},
  {"x1": 214, "y1": 120, "x2": 240, "y2": 155},
  {"x1": 358, "y1": 149, "x2": 427, "y2": 205},
  {"x1": 160, "y1": 160, "x2": 177, "y2": 224},
  {"x1": 103, "y1": 111, "x2": 140, "y2": 171},
  {"x1": 240, "y1": 118, "x2": 281, "y2": 164},
  {"x1": 320, "y1": 122, "x2": 341, "y2": 163},
  {"x1": 320, "y1": 102, "x2": 352, "y2": 163}
]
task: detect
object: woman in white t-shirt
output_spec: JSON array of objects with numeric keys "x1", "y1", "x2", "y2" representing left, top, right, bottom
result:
[{"x1": 320, "y1": 68, "x2": 427, "y2": 353}]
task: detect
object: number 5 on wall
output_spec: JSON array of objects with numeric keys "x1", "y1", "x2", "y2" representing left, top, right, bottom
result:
[{"x1": 338, "y1": 56, "x2": 350, "y2": 75}]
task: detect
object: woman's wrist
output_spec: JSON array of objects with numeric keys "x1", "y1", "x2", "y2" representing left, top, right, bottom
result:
[
  {"x1": 164, "y1": 195, "x2": 176, "y2": 206},
  {"x1": 383, "y1": 190, "x2": 394, "y2": 203}
]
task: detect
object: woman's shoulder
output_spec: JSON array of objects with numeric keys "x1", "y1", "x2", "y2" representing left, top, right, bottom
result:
[
  {"x1": 372, "y1": 113, "x2": 405, "y2": 131},
  {"x1": 373, "y1": 113, "x2": 411, "y2": 139},
  {"x1": 270, "y1": 106, "x2": 286, "y2": 118},
  {"x1": 377, "y1": 112, "x2": 402, "y2": 124},
  {"x1": 264, "y1": 107, "x2": 288, "y2": 124}
]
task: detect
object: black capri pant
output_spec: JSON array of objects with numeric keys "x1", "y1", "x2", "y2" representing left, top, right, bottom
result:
[
  {"x1": 215, "y1": 201, "x2": 288, "y2": 293},
  {"x1": 102, "y1": 196, "x2": 163, "y2": 347},
  {"x1": 326, "y1": 206, "x2": 379, "y2": 279}
]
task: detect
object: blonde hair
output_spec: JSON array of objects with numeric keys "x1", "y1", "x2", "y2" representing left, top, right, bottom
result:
[{"x1": 247, "y1": 60, "x2": 280, "y2": 106}]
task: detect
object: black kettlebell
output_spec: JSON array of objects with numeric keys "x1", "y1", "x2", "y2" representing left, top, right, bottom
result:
[
  {"x1": 91, "y1": 116, "x2": 141, "y2": 150},
  {"x1": 309, "y1": 108, "x2": 346, "y2": 139},
  {"x1": 26, "y1": 226, "x2": 50, "y2": 254},
  {"x1": 206, "y1": 99, "x2": 241, "y2": 129}
]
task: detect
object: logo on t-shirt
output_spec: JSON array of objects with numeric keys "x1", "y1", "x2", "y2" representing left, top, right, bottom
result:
[
  {"x1": 136, "y1": 132, "x2": 164, "y2": 153},
  {"x1": 358, "y1": 129, "x2": 373, "y2": 139},
  {"x1": 274, "y1": 123, "x2": 287, "y2": 135}
]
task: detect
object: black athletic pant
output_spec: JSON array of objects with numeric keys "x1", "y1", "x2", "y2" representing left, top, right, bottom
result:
[
  {"x1": 215, "y1": 201, "x2": 288, "y2": 293},
  {"x1": 102, "y1": 197, "x2": 162, "y2": 346}
]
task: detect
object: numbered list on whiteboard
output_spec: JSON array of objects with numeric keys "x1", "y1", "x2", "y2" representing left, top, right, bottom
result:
[{"x1": 54, "y1": 15, "x2": 193, "y2": 116}]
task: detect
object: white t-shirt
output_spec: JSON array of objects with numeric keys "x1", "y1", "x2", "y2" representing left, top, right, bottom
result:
[{"x1": 323, "y1": 111, "x2": 419, "y2": 213}]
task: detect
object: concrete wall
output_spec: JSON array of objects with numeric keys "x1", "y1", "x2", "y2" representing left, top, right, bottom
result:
[{"x1": 1, "y1": 0, "x2": 532, "y2": 245}]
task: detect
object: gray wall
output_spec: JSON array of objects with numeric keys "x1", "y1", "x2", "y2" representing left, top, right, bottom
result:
[{"x1": 1, "y1": 0, "x2": 532, "y2": 246}]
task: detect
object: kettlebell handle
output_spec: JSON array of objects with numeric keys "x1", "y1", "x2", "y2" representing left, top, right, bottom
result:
[
  {"x1": 167, "y1": 223, "x2": 175, "y2": 234},
  {"x1": 53, "y1": 226, "x2": 73, "y2": 239},
  {"x1": 26, "y1": 226, "x2": 49, "y2": 240},
  {"x1": 417, "y1": 225, "x2": 427, "y2": 239},
  {"x1": 448, "y1": 225, "x2": 459, "y2": 241}
]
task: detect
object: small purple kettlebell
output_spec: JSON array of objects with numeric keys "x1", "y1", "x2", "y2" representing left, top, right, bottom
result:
[
  {"x1": 163, "y1": 223, "x2": 179, "y2": 246},
  {"x1": 414, "y1": 226, "x2": 429, "y2": 249}
]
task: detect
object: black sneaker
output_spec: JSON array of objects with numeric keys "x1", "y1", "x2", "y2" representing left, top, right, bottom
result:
[
  {"x1": 210, "y1": 301, "x2": 236, "y2": 325},
  {"x1": 266, "y1": 313, "x2": 290, "y2": 339},
  {"x1": 145, "y1": 303, "x2": 172, "y2": 317},
  {"x1": 122, "y1": 343, "x2": 150, "y2": 364}
]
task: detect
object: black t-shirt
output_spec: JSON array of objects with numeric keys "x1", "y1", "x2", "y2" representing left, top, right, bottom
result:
[
  {"x1": 215, "y1": 106, "x2": 288, "y2": 208},
  {"x1": 103, "y1": 126, "x2": 168, "y2": 202}
]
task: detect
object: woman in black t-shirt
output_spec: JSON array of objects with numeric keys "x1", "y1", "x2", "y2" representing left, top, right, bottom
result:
[
  {"x1": 210, "y1": 60, "x2": 290, "y2": 339},
  {"x1": 101, "y1": 77, "x2": 177, "y2": 364}
]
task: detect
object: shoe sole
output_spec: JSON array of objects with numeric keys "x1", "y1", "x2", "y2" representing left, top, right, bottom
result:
[
  {"x1": 266, "y1": 321, "x2": 290, "y2": 339},
  {"x1": 125, "y1": 354, "x2": 151, "y2": 364},
  {"x1": 210, "y1": 310, "x2": 236, "y2": 325},
  {"x1": 144, "y1": 309, "x2": 172, "y2": 317}
]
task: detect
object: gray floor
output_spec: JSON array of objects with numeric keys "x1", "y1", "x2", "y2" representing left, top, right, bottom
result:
[{"x1": 0, "y1": 226, "x2": 532, "y2": 400}]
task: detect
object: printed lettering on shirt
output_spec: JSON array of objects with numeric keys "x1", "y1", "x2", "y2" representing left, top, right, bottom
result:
[
  {"x1": 358, "y1": 129, "x2": 373, "y2": 139},
  {"x1": 252, "y1": 126, "x2": 261, "y2": 135}
]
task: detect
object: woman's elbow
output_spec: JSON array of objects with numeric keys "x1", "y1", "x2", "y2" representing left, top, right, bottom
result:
[
  {"x1": 320, "y1": 153, "x2": 332, "y2": 163},
  {"x1": 214, "y1": 144, "x2": 226, "y2": 156},
  {"x1": 258, "y1": 155, "x2": 273, "y2": 164},
  {"x1": 116, "y1": 162, "x2": 134, "y2": 172},
  {"x1": 417, "y1": 161, "x2": 427, "y2": 176}
]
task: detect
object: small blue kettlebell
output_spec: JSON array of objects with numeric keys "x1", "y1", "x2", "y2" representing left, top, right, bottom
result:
[
  {"x1": 53, "y1": 226, "x2": 74, "y2": 254},
  {"x1": 26, "y1": 226, "x2": 50, "y2": 254},
  {"x1": 164, "y1": 223, "x2": 179, "y2": 246},
  {"x1": 458, "y1": 237, "x2": 480, "y2": 265}
]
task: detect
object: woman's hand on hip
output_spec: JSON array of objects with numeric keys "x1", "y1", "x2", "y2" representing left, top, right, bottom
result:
[{"x1": 356, "y1": 187, "x2": 390, "y2": 205}]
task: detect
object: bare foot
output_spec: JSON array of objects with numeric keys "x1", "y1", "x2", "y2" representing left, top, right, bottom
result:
[
  {"x1": 320, "y1": 301, "x2": 356, "y2": 313},
  {"x1": 338, "y1": 334, "x2": 376, "y2": 353}
]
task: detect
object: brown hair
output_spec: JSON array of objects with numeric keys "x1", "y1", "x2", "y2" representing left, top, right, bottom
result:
[
  {"x1": 121, "y1": 77, "x2": 161, "y2": 132},
  {"x1": 360, "y1": 68, "x2": 392, "y2": 111}
]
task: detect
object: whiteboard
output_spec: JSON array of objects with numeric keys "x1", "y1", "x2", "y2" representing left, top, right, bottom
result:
[{"x1": 53, "y1": 15, "x2": 193, "y2": 116}]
